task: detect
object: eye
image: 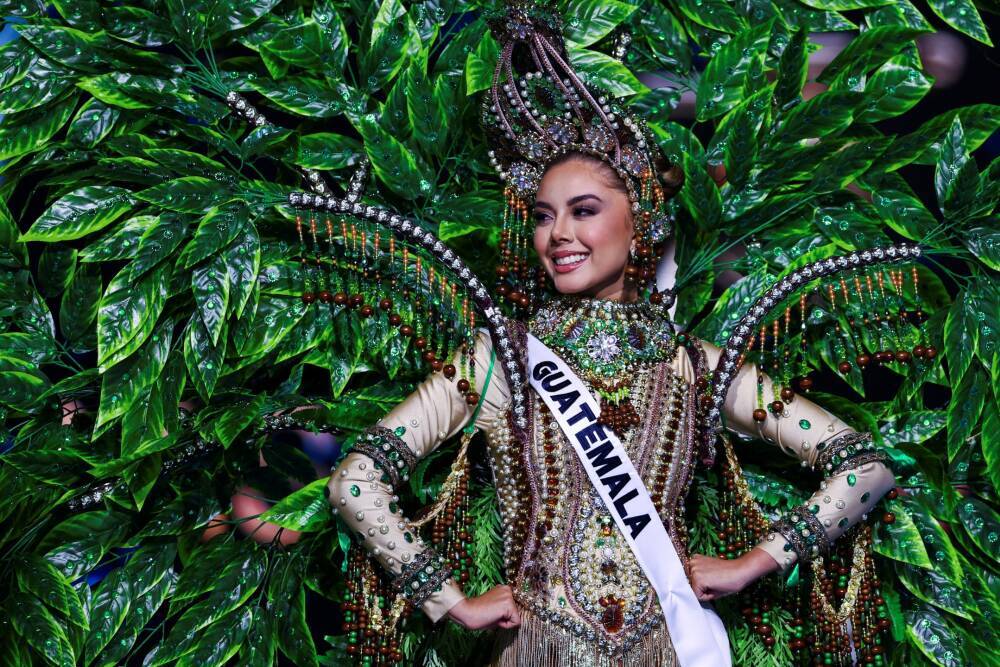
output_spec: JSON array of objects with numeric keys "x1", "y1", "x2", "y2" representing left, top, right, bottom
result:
[
  {"x1": 532, "y1": 211, "x2": 552, "y2": 224},
  {"x1": 574, "y1": 207, "x2": 595, "y2": 217}
]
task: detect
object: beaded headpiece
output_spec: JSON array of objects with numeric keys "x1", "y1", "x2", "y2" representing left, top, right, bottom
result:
[{"x1": 482, "y1": 2, "x2": 673, "y2": 310}]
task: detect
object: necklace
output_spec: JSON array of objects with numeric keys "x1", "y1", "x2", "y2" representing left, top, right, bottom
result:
[{"x1": 529, "y1": 295, "x2": 677, "y2": 437}]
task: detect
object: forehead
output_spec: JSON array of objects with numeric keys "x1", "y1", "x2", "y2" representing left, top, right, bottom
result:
[{"x1": 536, "y1": 159, "x2": 620, "y2": 198}]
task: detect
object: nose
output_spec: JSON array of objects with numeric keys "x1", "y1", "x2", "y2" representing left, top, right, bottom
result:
[{"x1": 549, "y1": 211, "x2": 573, "y2": 245}]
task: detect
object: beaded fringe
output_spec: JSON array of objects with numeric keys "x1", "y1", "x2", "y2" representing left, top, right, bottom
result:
[{"x1": 487, "y1": 607, "x2": 678, "y2": 667}]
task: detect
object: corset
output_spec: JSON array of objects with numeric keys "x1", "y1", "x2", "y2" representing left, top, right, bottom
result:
[{"x1": 484, "y1": 325, "x2": 698, "y2": 657}]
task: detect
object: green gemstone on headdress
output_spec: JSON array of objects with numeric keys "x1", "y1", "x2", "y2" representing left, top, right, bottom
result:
[
  {"x1": 799, "y1": 419, "x2": 811, "y2": 430},
  {"x1": 394, "y1": 426, "x2": 406, "y2": 437},
  {"x1": 847, "y1": 473, "x2": 857, "y2": 486},
  {"x1": 349, "y1": 485, "x2": 360, "y2": 497},
  {"x1": 809, "y1": 504, "x2": 820, "y2": 514},
  {"x1": 838, "y1": 517, "x2": 850, "y2": 528}
]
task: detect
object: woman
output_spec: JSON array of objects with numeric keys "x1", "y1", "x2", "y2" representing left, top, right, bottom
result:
[{"x1": 326, "y1": 151, "x2": 897, "y2": 665}]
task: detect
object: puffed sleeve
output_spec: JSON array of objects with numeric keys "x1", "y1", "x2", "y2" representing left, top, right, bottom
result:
[
  {"x1": 700, "y1": 341, "x2": 896, "y2": 575},
  {"x1": 327, "y1": 329, "x2": 510, "y2": 621}
]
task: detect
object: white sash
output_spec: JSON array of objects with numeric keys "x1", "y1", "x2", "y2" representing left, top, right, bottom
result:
[{"x1": 527, "y1": 333, "x2": 731, "y2": 667}]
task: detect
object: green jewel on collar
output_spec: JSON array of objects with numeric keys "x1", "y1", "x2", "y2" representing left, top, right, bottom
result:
[{"x1": 529, "y1": 296, "x2": 677, "y2": 378}]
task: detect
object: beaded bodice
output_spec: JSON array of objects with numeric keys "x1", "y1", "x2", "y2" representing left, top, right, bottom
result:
[{"x1": 484, "y1": 298, "x2": 698, "y2": 655}]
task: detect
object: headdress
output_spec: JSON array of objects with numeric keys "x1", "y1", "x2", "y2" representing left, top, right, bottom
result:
[{"x1": 481, "y1": 2, "x2": 673, "y2": 310}]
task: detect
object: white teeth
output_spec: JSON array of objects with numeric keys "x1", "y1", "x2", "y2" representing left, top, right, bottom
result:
[{"x1": 553, "y1": 253, "x2": 589, "y2": 266}]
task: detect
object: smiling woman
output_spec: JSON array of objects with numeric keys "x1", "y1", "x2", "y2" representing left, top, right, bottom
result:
[{"x1": 532, "y1": 154, "x2": 637, "y2": 301}]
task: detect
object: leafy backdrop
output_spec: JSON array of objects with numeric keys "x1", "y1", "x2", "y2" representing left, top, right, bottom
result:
[{"x1": 0, "y1": 0, "x2": 998, "y2": 665}]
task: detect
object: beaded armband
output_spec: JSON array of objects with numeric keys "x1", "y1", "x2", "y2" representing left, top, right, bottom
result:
[
  {"x1": 351, "y1": 425, "x2": 417, "y2": 488},
  {"x1": 814, "y1": 432, "x2": 888, "y2": 476},
  {"x1": 770, "y1": 505, "x2": 832, "y2": 564},
  {"x1": 392, "y1": 551, "x2": 454, "y2": 608}
]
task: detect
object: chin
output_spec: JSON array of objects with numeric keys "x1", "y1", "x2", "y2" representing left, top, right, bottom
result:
[{"x1": 551, "y1": 271, "x2": 599, "y2": 295}]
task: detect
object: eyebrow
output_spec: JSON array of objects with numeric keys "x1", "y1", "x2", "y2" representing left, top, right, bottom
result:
[{"x1": 533, "y1": 194, "x2": 604, "y2": 210}]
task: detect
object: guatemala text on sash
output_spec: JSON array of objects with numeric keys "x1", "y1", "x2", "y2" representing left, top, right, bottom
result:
[{"x1": 527, "y1": 333, "x2": 732, "y2": 667}]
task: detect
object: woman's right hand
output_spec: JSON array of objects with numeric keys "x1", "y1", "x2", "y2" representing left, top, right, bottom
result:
[{"x1": 446, "y1": 584, "x2": 521, "y2": 630}]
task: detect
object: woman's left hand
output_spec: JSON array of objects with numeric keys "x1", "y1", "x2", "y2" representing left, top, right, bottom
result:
[{"x1": 687, "y1": 549, "x2": 779, "y2": 602}]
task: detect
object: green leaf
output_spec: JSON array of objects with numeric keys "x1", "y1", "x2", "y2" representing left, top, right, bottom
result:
[
  {"x1": 568, "y1": 47, "x2": 648, "y2": 97},
  {"x1": 818, "y1": 26, "x2": 928, "y2": 86},
  {"x1": 129, "y1": 213, "x2": 188, "y2": 281},
  {"x1": 79, "y1": 215, "x2": 156, "y2": 263},
  {"x1": 249, "y1": 76, "x2": 345, "y2": 118},
  {"x1": 37, "y1": 245, "x2": 77, "y2": 298},
  {"x1": 926, "y1": 0, "x2": 992, "y2": 46},
  {"x1": 224, "y1": 226, "x2": 261, "y2": 322},
  {"x1": 97, "y1": 263, "x2": 170, "y2": 372},
  {"x1": 797, "y1": 0, "x2": 892, "y2": 8},
  {"x1": 259, "y1": 19, "x2": 327, "y2": 74},
  {"x1": 774, "y1": 28, "x2": 808, "y2": 110},
  {"x1": 236, "y1": 605, "x2": 276, "y2": 667},
  {"x1": 295, "y1": 133, "x2": 362, "y2": 170},
  {"x1": 856, "y1": 55, "x2": 933, "y2": 123},
  {"x1": 406, "y1": 65, "x2": 448, "y2": 156},
  {"x1": 947, "y1": 366, "x2": 986, "y2": 461},
  {"x1": 66, "y1": 98, "x2": 120, "y2": 147},
  {"x1": 14, "y1": 556, "x2": 87, "y2": 630},
  {"x1": 176, "y1": 606, "x2": 253, "y2": 667},
  {"x1": 866, "y1": 173, "x2": 938, "y2": 241},
  {"x1": 935, "y1": 117, "x2": 977, "y2": 219},
  {"x1": 640, "y1": 1, "x2": 690, "y2": 72},
  {"x1": 184, "y1": 316, "x2": 226, "y2": 401},
  {"x1": 206, "y1": 394, "x2": 266, "y2": 448},
  {"x1": 693, "y1": 272, "x2": 770, "y2": 344},
  {"x1": 192, "y1": 253, "x2": 231, "y2": 347},
  {"x1": 466, "y1": 33, "x2": 499, "y2": 95},
  {"x1": 905, "y1": 495, "x2": 966, "y2": 586},
  {"x1": 0, "y1": 55, "x2": 74, "y2": 114},
  {"x1": 873, "y1": 498, "x2": 932, "y2": 568},
  {"x1": 880, "y1": 410, "x2": 946, "y2": 447},
  {"x1": 84, "y1": 566, "x2": 134, "y2": 664},
  {"x1": 679, "y1": 151, "x2": 722, "y2": 232},
  {"x1": 944, "y1": 290, "x2": 979, "y2": 384},
  {"x1": 905, "y1": 604, "x2": 966, "y2": 667},
  {"x1": 92, "y1": 568, "x2": 174, "y2": 666},
  {"x1": 259, "y1": 477, "x2": 332, "y2": 532},
  {"x1": 696, "y1": 22, "x2": 771, "y2": 121},
  {"x1": 673, "y1": 0, "x2": 746, "y2": 33},
  {"x1": 357, "y1": 114, "x2": 432, "y2": 200},
  {"x1": 564, "y1": 0, "x2": 637, "y2": 47},
  {"x1": 8, "y1": 591, "x2": 75, "y2": 667},
  {"x1": 768, "y1": 90, "x2": 860, "y2": 148},
  {"x1": 20, "y1": 186, "x2": 135, "y2": 242},
  {"x1": 40, "y1": 511, "x2": 129, "y2": 580},
  {"x1": 808, "y1": 136, "x2": 891, "y2": 193},
  {"x1": 267, "y1": 559, "x2": 317, "y2": 667},
  {"x1": 964, "y1": 227, "x2": 1000, "y2": 271},
  {"x1": 897, "y1": 562, "x2": 974, "y2": 620},
  {"x1": 982, "y1": 394, "x2": 1000, "y2": 504},
  {"x1": 183, "y1": 203, "x2": 251, "y2": 269},
  {"x1": 956, "y1": 496, "x2": 1000, "y2": 563},
  {"x1": 151, "y1": 549, "x2": 266, "y2": 666},
  {"x1": 135, "y1": 177, "x2": 232, "y2": 214},
  {"x1": 95, "y1": 317, "x2": 173, "y2": 429}
]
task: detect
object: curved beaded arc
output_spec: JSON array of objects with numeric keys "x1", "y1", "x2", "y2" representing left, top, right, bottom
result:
[
  {"x1": 288, "y1": 191, "x2": 531, "y2": 435},
  {"x1": 704, "y1": 242, "x2": 923, "y2": 439}
]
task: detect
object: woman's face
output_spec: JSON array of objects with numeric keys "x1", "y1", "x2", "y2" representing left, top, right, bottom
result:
[{"x1": 532, "y1": 158, "x2": 634, "y2": 301}]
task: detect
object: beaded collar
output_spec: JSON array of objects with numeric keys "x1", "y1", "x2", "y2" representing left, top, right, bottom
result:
[{"x1": 528, "y1": 296, "x2": 677, "y2": 381}]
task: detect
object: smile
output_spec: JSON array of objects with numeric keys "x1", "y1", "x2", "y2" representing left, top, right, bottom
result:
[{"x1": 552, "y1": 252, "x2": 589, "y2": 272}]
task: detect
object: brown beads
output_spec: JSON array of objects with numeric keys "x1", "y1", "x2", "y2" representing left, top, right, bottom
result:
[
  {"x1": 753, "y1": 408, "x2": 768, "y2": 422},
  {"x1": 780, "y1": 387, "x2": 795, "y2": 402},
  {"x1": 456, "y1": 378, "x2": 470, "y2": 393},
  {"x1": 301, "y1": 292, "x2": 316, "y2": 304},
  {"x1": 838, "y1": 361, "x2": 851, "y2": 374},
  {"x1": 442, "y1": 364, "x2": 456, "y2": 379}
]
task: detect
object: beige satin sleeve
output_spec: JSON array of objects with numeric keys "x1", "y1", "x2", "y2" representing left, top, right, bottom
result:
[
  {"x1": 327, "y1": 329, "x2": 510, "y2": 621},
  {"x1": 699, "y1": 341, "x2": 896, "y2": 574}
]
